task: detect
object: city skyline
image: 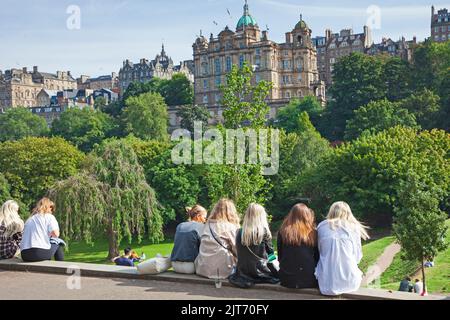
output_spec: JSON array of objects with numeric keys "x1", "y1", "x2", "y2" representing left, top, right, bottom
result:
[{"x1": 0, "y1": 0, "x2": 448, "y2": 77}]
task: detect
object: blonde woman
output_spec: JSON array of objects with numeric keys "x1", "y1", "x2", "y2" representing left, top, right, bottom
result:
[
  {"x1": 0, "y1": 200, "x2": 24, "y2": 259},
  {"x1": 171, "y1": 205, "x2": 208, "y2": 274},
  {"x1": 231, "y1": 203, "x2": 278, "y2": 287},
  {"x1": 315, "y1": 201, "x2": 370, "y2": 296},
  {"x1": 195, "y1": 199, "x2": 240, "y2": 279},
  {"x1": 20, "y1": 197, "x2": 65, "y2": 262}
]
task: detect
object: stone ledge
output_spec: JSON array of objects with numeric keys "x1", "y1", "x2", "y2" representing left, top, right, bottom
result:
[{"x1": 0, "y1": 259, "x2": 447, "y2": 300}]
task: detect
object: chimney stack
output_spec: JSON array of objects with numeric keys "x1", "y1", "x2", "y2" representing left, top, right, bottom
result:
[
  {"x1": 22, "y1": 67, "x2": 27, "y2": 74},
  {"x1": 33, "y1": 66, "x2": 38, "y2": 73}
]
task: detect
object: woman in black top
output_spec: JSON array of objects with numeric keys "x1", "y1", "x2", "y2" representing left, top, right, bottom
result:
[
  {"x1": 277, "y1": 203, "x2": 319, "y2": 289},
  {"x1": 232, "y1": 203, "x2": 279, "y2": 286}
]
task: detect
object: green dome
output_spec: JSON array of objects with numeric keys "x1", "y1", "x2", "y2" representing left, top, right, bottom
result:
[
  {"x1": 236, "y1": 1, "x2": 257, "y2": 30},
  {"x1": 295, "y1": 20, "x2": 308, "y2": 30},
  {"x1": 237, "y1": 14, "x2": 257, "y2": 29}
]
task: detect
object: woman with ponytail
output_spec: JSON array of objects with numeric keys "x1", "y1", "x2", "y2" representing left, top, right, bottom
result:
[{"x1": 170, "y1": 205, "x2": 207, "y2": 274}]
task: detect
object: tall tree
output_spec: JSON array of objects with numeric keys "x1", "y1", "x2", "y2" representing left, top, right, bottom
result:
[
  {"x1": 324, "y1": 53, "x2": 387, "y2": 140},
  {"x1": 51, "y1": 108, "x2": 117, "y2": 152},
  {"x1": 48, "y1": 139, "x2": 164, "y2": 259},
  {"x1": 221, "y1": 62, "x2": 273, "y2": 129},
  {"x1": 383, "y1": 57, "x2": 413, "y2": 101},
  {"x1": 123, "y1": 92, "x2": 169, "y2": 141},
  {"x1": 0, "y1": 107, "x2": 49, "y2": 142},
  {"x1": 393, "y1": 174, "x2": 448, "y2": 295}
]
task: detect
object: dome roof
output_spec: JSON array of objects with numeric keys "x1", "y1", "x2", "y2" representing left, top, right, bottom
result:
[
  {"x1": 295, "y1": 15, "x2": 309, "y2": 30},
  {"x1": 236, "y1": 1, "x2": 257, "y2": 30}
]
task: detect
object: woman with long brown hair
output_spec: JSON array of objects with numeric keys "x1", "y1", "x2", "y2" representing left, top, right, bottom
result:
[
  {"x1": 170, "y1": 205, "x2": 208, "y2": 274},
  {"x1": 195, "y1": 199, "x2": 240, "y2": 279},
  {"x1": 277, "y1": 203, "x2": 319, "y2": 289},
  {"x1": 20, "y1": 197, "x2": 65, "y2": 262}
]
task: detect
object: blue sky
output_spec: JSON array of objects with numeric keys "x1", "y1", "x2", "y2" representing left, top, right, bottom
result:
[{"x1": 0, "y1": 0, "x2": 448, "y2": 77}]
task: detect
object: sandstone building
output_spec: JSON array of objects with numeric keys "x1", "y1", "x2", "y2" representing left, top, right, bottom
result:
[
  {"x1": 0, "y1": 66, "x2": 77, "y2": 111},
  {"x1": 192, "y1": 0, "x2": 325, "y2": 114},
  {"x1": 431, "y1": 6, "x2": 450, "y2": 42}
]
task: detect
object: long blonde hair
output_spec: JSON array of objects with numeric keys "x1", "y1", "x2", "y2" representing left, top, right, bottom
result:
[
  {"x1": 31, "y1": 197, "x2": 55, "y2": 215},
  {"x1": 241, "y1": 203, "x2": 271, "y2": 246},
  {"x1": 326, "y1": 201, "x2": 370, "y2": 240},
  {"x1": 208, "y1": 198, "x2": 240, "y2": 227},
  {"x1": 279, "y1": 203, "x2": 317, "y2": 247},
  {"x1": 0, "y1": 200, "x2": 24, "y2": 237}
]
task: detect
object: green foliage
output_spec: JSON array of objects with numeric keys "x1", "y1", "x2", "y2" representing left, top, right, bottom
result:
[
  {"x1": 177, "y1": 104, "x2": 210, "y2": 133},
  {"x1": 123, "y1": 136, "x2": 200, "y2": 224},
  {"x1": 94, "y1": 97, "x2": 107, "y2": 110},
  {"x1": 275, "y1": 96, "x2": 324, "y2": 133},
  {"x1": 51, "y1": 108, "x2": 117, "y2": 152},
  {"x1": 0, "y1": 107, "x2": 49, "y2": 142},
  {"x1": 0, "y1": 137, "x2": 85, "y2": 208},
  {"x1": 400, "y1": 89, "x2": 441, "y2": 130},
  {"x1": 393, "y1": 174, "x2": 448, "y2": 291},
  {"x1": 123, "y1": 92, "x2": 169, "y2": 141},
  {"x1": 48, "y1": 139, "x2": 164, "y2": 259},
  {"x1": 123, "y1": 74, "x2": 194, "y2": 106},
  {"x1": 159, "y1": 73, "x2": 194, "y2": 106},
  {"x1": 383, "y1": 57, "x2": 413, "y2": 101},
  {"x1": 324, "y1": 53, "x2": 387, "y2": 140},
  {"x1": 411, "y1": 40, "x2": 450, "y2": 93},
  {"x1": 393, "y1": 174, "x2": 448, "y2": 262},
  {"x1": 269, "y1": 114, "x2": 331, "y2": 218},
  {"x1": 298, "y1": 127, "x2": 450, "y2": 222},
  {"x1": 345, "y1": 99, "x2": 419, "y2": 140},
  {"x1": 221, "y1": 62, "x2": 272, "y2": 129},
  {"x1": 0, "y1": 173, "x2": 12, "y2": 205}
]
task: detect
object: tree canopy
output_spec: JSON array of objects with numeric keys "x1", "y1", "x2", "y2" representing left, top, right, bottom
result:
[{"x1": 0, "y1": 107, "x2": 49, "y2": 142}]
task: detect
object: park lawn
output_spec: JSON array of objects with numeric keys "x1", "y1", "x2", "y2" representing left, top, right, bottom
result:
[
  {"x1": 380, "y1": 220, "x2": 450, "y2": 294},
  {"x1": 359, "y1": 236, "x2": 395, "y2": 274}
]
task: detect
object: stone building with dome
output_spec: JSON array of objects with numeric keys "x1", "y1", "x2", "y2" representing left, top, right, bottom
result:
[
  {"x1": 192, "y1": 0, "x2": 325, "y2": 120},
  {"x1": 118, "y1": 44, "x2": 194, "y2": 94}
]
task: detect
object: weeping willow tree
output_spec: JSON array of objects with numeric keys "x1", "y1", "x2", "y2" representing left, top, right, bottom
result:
[{"x1": 48, "y1": 139, "x2": 164, "y2": 259}]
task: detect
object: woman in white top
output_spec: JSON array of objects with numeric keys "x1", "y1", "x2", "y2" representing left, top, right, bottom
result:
[
  {"x1": 20, "y1": 198, "x2": 65, "y2": 262},
  {"x1": 315, "y1": 201, "x2": 369, "y2": 296}
]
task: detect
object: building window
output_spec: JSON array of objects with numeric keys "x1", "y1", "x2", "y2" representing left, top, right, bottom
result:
[
  {"x1": 226, "y1": 56, "x2": 232, "y2": 72},
  {"x1": 285, "y1": 92, "x2": 291, "y2": 99},
  {"x1": 255, "y1": 74, "x2": 261, "y2": 83},
  {"x1": 215, "y1": 76, "x2": 221, "y2": 87},
  {"x1": 214, "y1": 58, "x2": 221, "y2": 74},
  {"x1": 435, "y1": 27, "x2": 440, "y2": 33},
  {"x1": 255, "y1": 48, "x2": 261, "y2": 55},
  {"x1": 282, "y1": 60, "x2": 290, "y2": 70},
  {"x1": 203, "y1": 95, "x2": 208, "y2": 104},
  {"x1": 239, "y1": 55, "x2": 245, "y2": 68},
  {"x1": 215, "y1": 94, "x2": 220, "y2": 103},
  {"x1": 203, "y1": 80, "x2": 208, "y2": 90}
]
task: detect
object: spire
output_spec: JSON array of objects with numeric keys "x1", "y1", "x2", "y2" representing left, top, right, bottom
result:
[
  {"x1": 161, "y1": 43, "x2": 165, "y2": 56},
  {"x1": 244, "y1": 0, "x2": 249, "y2": 15}
]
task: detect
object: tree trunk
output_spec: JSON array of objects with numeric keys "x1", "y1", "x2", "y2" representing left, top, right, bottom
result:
[
  {"x1": 107, "y1": 221, "x2": 119, "y2": 260},
  {"x1": 421, "y1": 257, "x2": 427, "y2": 296}
]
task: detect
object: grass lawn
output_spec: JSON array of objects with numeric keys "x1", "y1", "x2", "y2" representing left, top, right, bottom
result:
[
  {"x1": 380, "y1": 220, "x2": 450, "y2": 294},
  {"x1": 359, "y1": 236, "x2": 395, "y2": 274}
]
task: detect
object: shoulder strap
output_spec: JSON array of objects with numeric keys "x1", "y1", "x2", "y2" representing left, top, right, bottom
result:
[{"x1": 209, "y1": 222, "x2": 236, "y2": 258}]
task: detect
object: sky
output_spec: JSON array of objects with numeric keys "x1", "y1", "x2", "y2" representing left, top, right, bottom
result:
[{"x1": 0, "y1": 0, "x2": 448, "y2": 77}]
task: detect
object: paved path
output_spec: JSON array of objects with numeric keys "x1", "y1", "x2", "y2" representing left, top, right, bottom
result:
[
  {"x1": 0, "y1": 270, "x2": 333, "y2": 300},
  {"x1": 361, "y1": 243, "x2": 401, "y2": 286}
]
